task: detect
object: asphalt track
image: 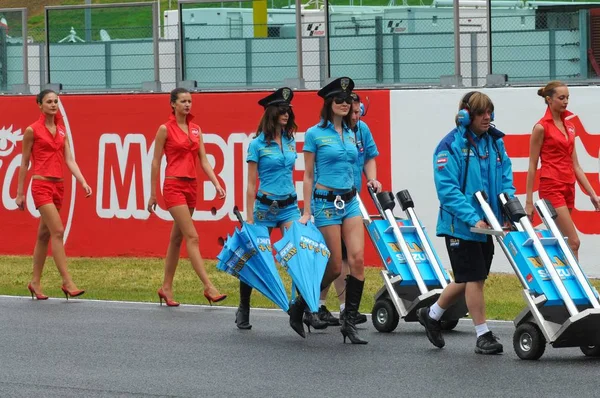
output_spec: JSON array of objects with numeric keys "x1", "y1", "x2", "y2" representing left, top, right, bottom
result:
[{"x1": 0, "y1": 296, "x2": 598, "y2": 398}]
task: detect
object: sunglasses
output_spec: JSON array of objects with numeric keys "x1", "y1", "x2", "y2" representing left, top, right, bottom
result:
[
  {"x1": 277, "y1": 105, "x2": 290, "y2": 115},
  {"x1": 333, "y1": 95, "x2": 353, "y2": 105}
]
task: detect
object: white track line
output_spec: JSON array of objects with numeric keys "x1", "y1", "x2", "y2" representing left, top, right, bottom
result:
[{"x1": 0, "y1": 294, "x2": 515, "y2": 323}]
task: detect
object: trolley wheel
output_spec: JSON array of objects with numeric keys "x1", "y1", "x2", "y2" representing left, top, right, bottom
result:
[
  {"x1": 513, "y1": 322, "x2": 546, "y2": 360},
  {"x1": 580, "y1": 345, "x2": 600, "y2": 357},
  {"x1": 371, "y1": 299, "x2": 399, "y2": 333},
  {"x1": 440, "y1": 319, "x2": 459, "y2": 331}
]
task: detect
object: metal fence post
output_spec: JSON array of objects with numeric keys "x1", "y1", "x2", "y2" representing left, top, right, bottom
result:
[
  {"x1": 470, "y1": 32, "x2": 477, "y2": 86},
  {"x1": 22, "y1": 8, "x2": 30, "y2": 93},
  {"x1": 105, "y1": 41, "x2": 112, "y2": 89},
  {"x1": 393, "y1": 33, "x2": 399, "y2": 82},
  {"x1": 486, "y1": 0, "x2": 492, "y2": 75},
  {"x1": 549, "y1": 29, "x2": 556, "y2": 80},
  {"x1": 295, "y1": 0, "x2": 304, "y2": 87},
  {"x1": 453, "y1": 0, "x2": 461, "y2": 78},
  {"x1": 375, "y1": 16, "x2": 383, "y2": 83},
  {"x1": 44, "y1": 7, "x2": 50, "y2": 86},
  {"x1": 324, "y1": 0, "x2": 331, "y2": 80},
  {"x1": 0, "y1": 26, "x2": 6, "y2": 91},
  {"x1": 245, "y1": 38, "x2": 252, "y2": 86},
  {"x1": 151, "y1": 1, "x2": 161, "y2": 90},
  {"x1": 319, "y1": 36, "x2": 327, "y2": 86},
  {"x1": 579, "y1": 9, "x2": 589, "y2": 79}
]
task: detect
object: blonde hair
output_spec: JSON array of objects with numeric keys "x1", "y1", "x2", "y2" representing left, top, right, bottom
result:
[
  {"x1": 537, "y1": 81, "x2": 567, "y2": 104},
  {"x1": 455, "y1": 91, "x2": 494, "y2": 126}
]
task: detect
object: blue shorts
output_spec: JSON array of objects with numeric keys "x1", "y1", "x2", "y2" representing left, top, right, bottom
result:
[
  {"x1": 312, "y1": 189, "x2": 361, "y2": 228},
  {"x1": 254, "y1": 193, "x2": 300, "y2": 228}
]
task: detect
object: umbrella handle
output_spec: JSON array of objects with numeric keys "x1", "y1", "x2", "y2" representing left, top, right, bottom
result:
[{"x1": 233, "y1": 206, "x2": 245, "y2": 226}]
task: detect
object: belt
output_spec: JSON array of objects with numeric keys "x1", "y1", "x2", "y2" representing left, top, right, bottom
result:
[
  {"x1": 313, "y1": 188, "x2": 356, "y2": 202},
  {"x1": 256, "y1": 194, "x2": 297, "y2": 208}
]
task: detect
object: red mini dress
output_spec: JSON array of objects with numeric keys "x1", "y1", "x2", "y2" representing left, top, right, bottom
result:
[
  {"x1": 162, "y1": 114, "x2": 201, "y2": 209},
  {"x1": 536, "y1": 107, "x2": 576, "y2": 209},
  {"x1": 29, "y1": 112, "x2": 66, "y2": 209}
]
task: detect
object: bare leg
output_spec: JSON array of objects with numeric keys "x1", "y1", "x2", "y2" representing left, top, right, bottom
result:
[
  {"x1": 341, "y1": 217, "x2": 365, "y2": 280},
  {"x1": 436, "y1": 282, "x2": 466, "y2": 309},
  {"x1": 161, "y1": 217, "x2": 184, "y2": 300},
  {"x1": 37, "y1": 204, "x2": 79, "y2": 290},
  {"x1": 168, "y1": 205, "x2": 222, "y2": 296},
  {"x1": 318, "y1": 225, "x2": 343, "y2": 290},
  {"x1": 30, "y1": 218, "x2": 51, "y2": 294},
  {"x1": 554, "y1": 206, "x2": 580, "y2": 260},
  {"x1": 319, "y1": 261, "x2": 349, "y2": 304},
  {"x1": 465, "y1": 281, "x2": 486, "y2": 326}
]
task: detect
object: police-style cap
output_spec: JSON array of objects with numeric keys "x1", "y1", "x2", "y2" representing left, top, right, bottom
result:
[
  {"x1": 317, "y1": 77, "x2": 355, "y2": 99},
  {"x1": 258, "y1": 87, "x2": 294, "y2": 109}
]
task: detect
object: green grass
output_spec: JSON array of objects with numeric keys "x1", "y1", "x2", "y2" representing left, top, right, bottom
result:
[{"x1": 4, "y1": 255, "x2": 596, "y2": 320}]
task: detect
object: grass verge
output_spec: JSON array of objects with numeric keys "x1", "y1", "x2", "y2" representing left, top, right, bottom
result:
[{"x1": 4, "y1": 255, "x2": 597, "y2": 321}]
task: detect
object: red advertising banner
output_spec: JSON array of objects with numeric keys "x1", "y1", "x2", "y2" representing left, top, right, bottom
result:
[{"x1": 0, "y1": 91, "x2": 391, "y2": 265}]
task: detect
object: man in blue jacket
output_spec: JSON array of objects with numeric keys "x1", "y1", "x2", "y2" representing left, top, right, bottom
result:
[{"x1": 417, "y1": 91, "x2": 515, "y2": 355}]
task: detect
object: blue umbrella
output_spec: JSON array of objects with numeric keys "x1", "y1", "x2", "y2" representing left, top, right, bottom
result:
[
  {"x1": 274, "y1": 221, "x2": 329, "y2": 313},
  {"x1": 217, "y1": 224, "x2": 290, "y2": 312}
]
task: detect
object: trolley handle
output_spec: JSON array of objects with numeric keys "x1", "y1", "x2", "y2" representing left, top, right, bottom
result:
[
  {"x1": 217, "y1": 206, "x2": 244, "y2": 247},
  {"x1": 233, "y1": 206, "x2": 245, "y2": 226}
]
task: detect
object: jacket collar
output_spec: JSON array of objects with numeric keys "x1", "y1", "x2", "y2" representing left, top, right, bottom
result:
[
  {"x1": 541, "y1": 106, "x2": 573, "y2": 122},
  {"x1": 169, "y1": 112, "x2": 195, "y2": 124},
  {"x1": 38, "y1": 110, "x2": 65, "y2": 127}
]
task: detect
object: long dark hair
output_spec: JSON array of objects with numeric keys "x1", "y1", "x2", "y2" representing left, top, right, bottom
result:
[
  {"x1": 170, "y1": 87, "x2": 190, "y2": 113},
  {"x1": 36, "y1": 89, "x2": 56, "y2": 105},
  {"x1": 318, "y1": 97, "x2": 352, "y2": 129},
  {"x1": 255, "y1": 105, "x2": 297, "y2": 143}
]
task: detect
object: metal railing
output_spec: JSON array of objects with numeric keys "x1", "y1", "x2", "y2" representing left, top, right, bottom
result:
[{"x1": 2, "y1": 1, "x2": 600, "y2": 93}]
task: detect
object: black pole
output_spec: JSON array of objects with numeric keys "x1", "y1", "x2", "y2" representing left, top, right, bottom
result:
[
  {"x1": 487, "y1": 0, "x2": 492, "y2": 75},
  {"x1": 325, "y1": 0, "x2": 331, "y2": 79}
]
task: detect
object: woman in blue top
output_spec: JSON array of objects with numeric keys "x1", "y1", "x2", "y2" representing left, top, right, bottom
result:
[
  {"x1": 318, "y1": 92, "x2": 381, "y2": 327},
  {"x1": 237, "y1": 87, "x2": 324, "y2": 331},
  {"x1": 292, "y1": 77, "x2": 368, "y2": 344}
]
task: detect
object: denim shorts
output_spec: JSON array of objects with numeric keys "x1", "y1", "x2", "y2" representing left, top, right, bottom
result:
[
  {"x1": 312, "y1": 189, "x2": 361, "y2": 228},
  {"x1": 254, "y1": 193, "x2": 300, "y2": 228}
]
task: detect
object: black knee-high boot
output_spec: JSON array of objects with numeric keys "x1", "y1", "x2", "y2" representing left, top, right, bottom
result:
[
  {"x1": 236, "y1": 282, "x2": 252, "y2": 330},
  {"x1": 340, "y1": 275, "x2": 368, "y2": 345},
  {"x1": 289, "y1": 294, "x2": 307, "y2": 338}
]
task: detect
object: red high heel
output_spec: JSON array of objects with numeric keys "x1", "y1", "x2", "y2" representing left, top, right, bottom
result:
[
  {"x1": 27, "y1": 283, "x2": 48, "y2": 300},
  {"x1": 203, "y1": 290, "x2": 227, "y2": 306},
  {"x1": 61, "y1": 285, "x2": 85, "y2": 300},
  {"x1": 158, "y1": 289, "x2": 180, "y2": 307}
]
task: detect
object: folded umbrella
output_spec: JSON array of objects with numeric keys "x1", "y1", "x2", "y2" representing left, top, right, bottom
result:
[
  {"x1": 274, "y1": 221, "x2": 329, "y2": 313},
  {"x1": 216, "y1": 217, "x2": 289, "y2": 312}
]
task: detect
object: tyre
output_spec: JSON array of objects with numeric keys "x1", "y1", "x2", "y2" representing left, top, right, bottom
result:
[
  {"x1": 580, "y1": 345, "x2": 600, "y2": 357},
  {"x1": 513, "y1": 322, "x2": 546, "y2": 360},
  {"x1": 440, "y1": 319, "x2": 459, "y2": 331},
  {"x1": 371, "y1": 299, "x2": 399, "y2": 333}
]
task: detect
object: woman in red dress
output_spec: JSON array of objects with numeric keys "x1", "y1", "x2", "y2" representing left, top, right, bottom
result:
[
  {"x1": 526, "y1": 81, "x2": 600, "y2": 259},
  {"x1": 147, "y1": 88, "x2": 227, "y2": 306},
  {"x1": 16, "y1": 89, "x2": 92, "y2": 300}
]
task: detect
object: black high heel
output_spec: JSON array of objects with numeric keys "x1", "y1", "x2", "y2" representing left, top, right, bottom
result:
[
  {"x1": 303, "y1": 311, "x2": 329, "y2": 333},
  {"x1": 340, "y1": 275, "x2": 368, "y2": 345}
]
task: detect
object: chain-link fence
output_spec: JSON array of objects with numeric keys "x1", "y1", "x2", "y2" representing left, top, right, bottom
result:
[
  {"x1": 5, "y1": 2, "x2": 600, "y2": 93},
  {"x1": 491, "y1": 10, "x2": 585, "y2": 83},
  {"x1": 45, "y1": 3, "x2": 161, "y2": 92},
  {"x1": 0, "y1": 8, "x2": 26, "y2": 93},
  {"x1": 180, "y1": 0, "x2": 299, "y2": 89}
]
